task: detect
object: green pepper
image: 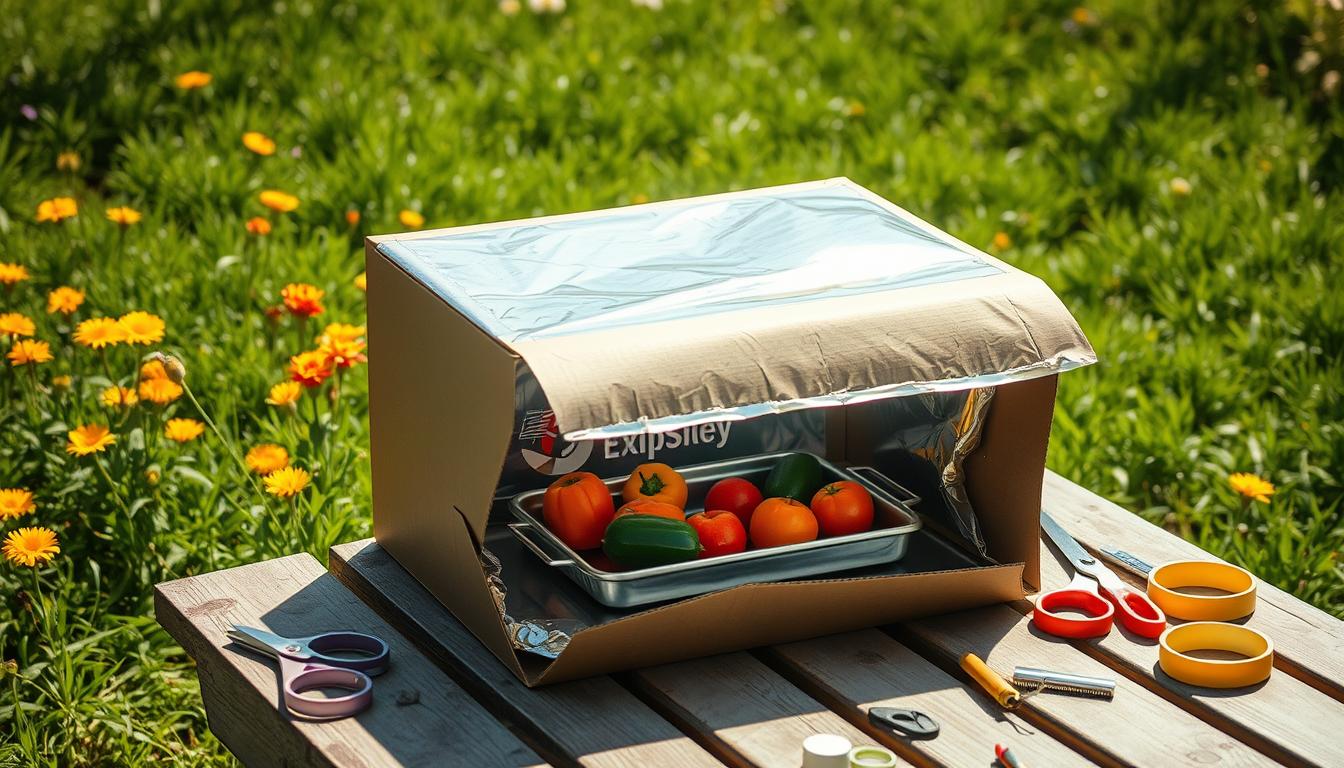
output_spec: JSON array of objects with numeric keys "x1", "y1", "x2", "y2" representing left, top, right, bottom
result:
[{"x1": 602, "y1": 514, "x2": 702, "y2": 569}]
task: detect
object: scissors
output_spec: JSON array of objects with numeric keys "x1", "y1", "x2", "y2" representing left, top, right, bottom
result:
[
  {"x1": 1034, "y1": 512, "x2": 1166, "y2": 639},
  {"x1": 226, "y1": 625, "x2": 390, "y2": 720}
]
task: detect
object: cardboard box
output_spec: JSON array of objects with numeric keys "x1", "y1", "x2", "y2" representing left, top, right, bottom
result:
[{"x1": 366, "y1": 178, "x2": 1095, "y2": 685}]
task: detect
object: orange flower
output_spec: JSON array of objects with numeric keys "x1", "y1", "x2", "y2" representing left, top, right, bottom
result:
[
  {"x1": 242, "y1": 131, "x2": 277, "y2": 156},
  {"x1": 7, "y1": 339, "x2": 52, "y2": 366},
  {"x1": 0, "y1": 489, "x2": 35, "y2": 520},
  {"x1": 106, "y1": 206, "x2": 142, "y2": 226},
  {"x1": 246, "y1": 217, "x2": 272, "y2": 235},
  {"x1": 0, "y1": 263, "x2": 30, "y2": 285},
  {"x1": 1229, "y1": 473, "x2": 1275, "y2": 504},
  {"x1": 259, "y1": 190, "x2": 300, "y2": 213},
  {"x1": 164, "y1": 418, "x2": 205, "y2": 443},
  {"x1": 118, "y1": 311, "x2": 166, "y2": 345},
  {"x1": 3, "y1": 527, "x2": 59, "y2": 567},
  {"x1": 354, "y1": 272, "x2": 367, "y2": 292},
  {"x1": 264, "y1": 466, "x2": 311, "y2": 498},
  {"x1": 281, "y1": 283, "x2": 325, "y2": 318},
  {"x1": 175, "y1": 71, "x2": 212, "y2": 89},
  {"x1": 266, "y1": 380, "x2": 303, "y2": 406},
  {"x1": 288, "y1": 349, "x2": 334, "y2": 388},
  {"x1": 35, "y1": 197, "x2": 77, "y2": 223},
  {"x1": 47, "y1": 286, "x2": 85, "y2": 314},
  {"x1": 56, "y1": 151, "x2": 81, "y2": 172},
  {"x1": 138, "y1": 360, "x2": 184, "y2": 404},
  {"x1": 73, "y1": 317, "x2": 125, "y2": 349},
  {"x1": 66, "y1": 423, "x2": 116, "y2": 456},
  {"x1": 318, "y1": 323, "x2": 367, "y2": 368},
  {"x1": 100, "y1": 386, "x2": 138, "y2": 408},
  {"x1": 345, "y1": 210, "x2": 361, "y2": 227},
  {"x1": 398, "y1": 209, "x2": 425, "y2": 228},
  {"x1": 246, "y1": 444, "x2": 290, "y2": 474},
  {"x1": 992, "y1": 231, "x2": 1012, "y2": 250},
  {"x1": 0, "y1": 313, "x2": 35, "y2": 337}
]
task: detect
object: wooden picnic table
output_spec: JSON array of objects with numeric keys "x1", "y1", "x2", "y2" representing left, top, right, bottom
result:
[{"x1": 155, "y1": 471, "x2": 1344, "y2": 767}]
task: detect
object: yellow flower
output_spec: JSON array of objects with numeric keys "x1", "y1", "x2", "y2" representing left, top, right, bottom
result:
[
  {"x1": 1170, "y1": 177, "x2": 1192, "y2": 197},
  {"x1": 3, "y1": 527, "x2": 60, "y2": 567},
  {"x1": 246, "y1": 216, "x2": 272, "y2": 235},
  {"x1": 242, "y1": 131, "x2": 277, "y2": 156},
  {"x1": 0, "y1": 313, "x2": 35, "y2": 337},
  {"x1": 101, "y1": 386, "x2": 138, "y2": 408},
  {"x1": 164, "y1": 418, "x2": 205, "y2": 443},
  {"x1": 47, "y1": 287, "x2": 85, "y2": 315},
  {"x1": 56, "y1": 150, "x2": 81, "y2": 172},
  {"x1": 991, "y1": 231, "x2": 1012, "y2": 251},
  {"x1": 1070, "y1": 7, "x2": 1098, "y2": 27},
  {"x1": 259, "y1": 190, "x2": 300, "y2": 213},
  {"x1": 353, "y1": 272, "x2": 367, "y2": 292},
  {"x1": 288, "y1": 349, "x2": 335, "y2": 387},
  {"x1": 398, "y1": 209, "x2": 425, "y2": 229},
  {"x1": 7, "y1": 339, "x2": 53, "y2": 366},
  {"x1": 35, "y1": 197, "x2": 78, "y2": 223},
  {"x1": 318, "y1": 325, "x2": 367, "y2": 368},
  {"x1": 51, "y1": 374, "x2": 73, "y2": 391},
  {"x1": 266, "y1": 380, "x2": 303, "y2": 406},
  {"x1": 1228, "y1": 473, "x2": 1275, "y2": 504},
  {"x1": 844, "y1": 100, "x2": 866, "y2": 117},
  {"x1": 138, "y1": 360, "x2": 184, "y2": 404},
  {"x1": 105, "y1": 206, "x2": 142, "y2": 226},
  {"x1": 264, "y1": 466, "x2": 311, "y2": 498},
  {"x1": 74, "y1": 317, "x2": 126, "y2": 349},
  {"x1": 631, "y1": 193, "x2": 650, "y2": 205},
  {"x1": 0, "y1": 263, "x2": 32, "y2": 285},
  {"x1": 175, "y1": 71, "x2": 212, "y2": 90},
  {"x1": 66, "y1": 423, "x2": 116, "y2": 456},
  {"x1": 118, "y1": 311, "x2": 166, "y2": 345},
  {"x1": 0, "y1": 489, "x2": 35, "y2": 520},
  {"x1": 320, "y1": 323, "x2": 366, "y2": 344},
  {"x1": 246, "y1": 444, "x2": 290, "y2": 474},
  {"x1": 281, "y1": 283, "x2": 325, "y2": 318}
]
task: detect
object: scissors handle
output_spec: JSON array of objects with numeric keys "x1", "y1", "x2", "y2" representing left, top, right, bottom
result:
[
  {"x1": 279, "y1": 657, "x2": 374, "y2": 720},
  {"x1": 1033, "y1": 573, "x2": 1114, "y2": 638},
  {"x1": 302, "y1": 631, "x2": 390, "y2": 675},
  {"x1": 1100, "y1": 583, "x2": 1166, "y2": 639}
]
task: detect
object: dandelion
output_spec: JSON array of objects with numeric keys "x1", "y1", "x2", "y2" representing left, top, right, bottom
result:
[
  {"x1": 56, "y1": 151, "x2": 81, "y2": 172},
  {"x1": 0, "y1": 489, "x2": 35, "y2": 520},
  {"x1": 35, "y1": 197, "x2": 77, "y2": 223},
  {"x1": 246, "y1": 444, "x2": 290, "y2": 474},
  {"x1": 1229, "y1": 473, "x2": 1275, "y2": 504},
  {"x1": 266, "y1": 380, "x2": 303, "y2": 406},
  {"x1": 0, "y1": 313, "x2": 35, "y2": 337},
  {"x1": 1170, "y1": 177, "x2": 1192, "y2": 197},
  {"x1": 138, "y1": 359, "x2": 184, "y2": 404},
  {"x1": 66, "y1": 424, "x2": 115, "y2": 456},
  {"x1": 100, "y1": 386, "x2": 138, "y2": 408},
  {"x1": 175, "y1": 71, "x2": 212, "y2": 90},
  {"x1": 264, "y1": 466, "x2": 311, "y2": 498},
  {"x1": 106, "y1": 206, "x2": 142, "y2": 226},
  {"x1": 992, "y1": 231, "x2": 1012, "y2": 250},
  {"x1": 7, "y1": 340, "x2": 52, "y2": 366},
  {"x1": 259, "y1": 190, "x2": 300, "y2": 213},
  {"x1": 500, "y1": 0, "x2": 521, "y2": 14},
  {"x1": 242, "y1": 131, "x2": 277, "y2": 156},
  {"x1": 246, "y1": 217, "x2": 272, "y2": 235},
  {"x1": 164, "y1": 418, "x2": 205, "y2": 443},
  {"x1": 118, "y1": 311, "x2": 166, "y2": 346},
  {"x1": 281, "y1": 283, "x2": 325, "y2": 318},
  {"x1": 0, "y1": 264, "x2": 31, "y2": 287},
  {"x1": 345, "y1": 210, "x2": 361, "y2": 227},
  {"x1": 354, "y1": 272, "x2": 367, "y2": 292},
  {"x1": 47, "y1": 287, "x2": 85, "y2": 314},
  {"x1": 288, "y1": 349, "x2": 334, "y2": 387},
  {"x1": 3, "y1": 527, "x2": 59, "y2": 567},
  {"x1": 398, "y1": 209, "x2": 425, "y2": 229},
  {"x1": 74, "y1": 318, "x2": 126, "y2": 349}
]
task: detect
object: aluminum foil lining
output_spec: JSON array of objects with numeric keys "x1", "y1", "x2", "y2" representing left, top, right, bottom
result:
[{"x1": 481, "y1": 546, "x2": 579, "y2": 659}]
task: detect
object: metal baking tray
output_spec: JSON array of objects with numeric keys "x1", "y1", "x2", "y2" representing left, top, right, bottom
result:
[{"x1": 507, "y1": 452, "x2": 924, "y2": 608}]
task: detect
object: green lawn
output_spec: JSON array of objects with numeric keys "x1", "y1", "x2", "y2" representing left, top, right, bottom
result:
[{"x1": 1, "y1": 0, "x2": 1341, "y2": 763}]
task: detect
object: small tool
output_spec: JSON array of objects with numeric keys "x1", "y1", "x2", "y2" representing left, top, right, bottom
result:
[
  {"x1": 995, "y1": 743, "x2": 1024, "y2": 768},
  {"x1": 1011, "y1": 666, "x2": 1115, "y2": 699},
  {"x1": 1035, "y1": 512, "x2": 1166, "y2": 639},
  {"x1": 226, "y1": 625, "x2": 390, "y2": 720},
  {"x1": 1100, "y1": 548, "x2": 1258, "y2": 622},
  {"x1": 1158, "y1": 622, "x2": 1274, "y2": 688},
  {"x1": 960, "y1": 652, "x2": 1020, "y2": 708},
  {"x1": 868, "y1": 706, "x2": 939, "y2": 739}
]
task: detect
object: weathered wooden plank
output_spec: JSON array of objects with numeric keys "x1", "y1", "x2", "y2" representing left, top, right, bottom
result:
[
  {"x1": 765, "y1": 628, "x2": 1093, "y2": 767},
  {"x1": 897, "y1": 604, "x2": 1268, "y2": 767},
  {"x1": 155, "y1": 553, "x2": 545, "y2": 768},
  {"x1": 329, "y1": 540, "x2": 724, "y2": 768},
  {"x1": 629, "y1": 652, "x2": 901, "y2": 768},
  {"x1": 1036, "y1": 539, "x2": 1344, "y2": 767},
  {"x1": 1044, "y1": 469, "x2": 1344, "y2": 700}
]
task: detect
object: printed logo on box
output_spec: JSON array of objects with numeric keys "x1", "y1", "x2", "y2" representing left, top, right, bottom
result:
[
  {"x1": 517, "y1": 409, "x2": 732, "y2": 476},
  {"x1": 518, "y1": 410, "x2": 593, "y2": 475}
]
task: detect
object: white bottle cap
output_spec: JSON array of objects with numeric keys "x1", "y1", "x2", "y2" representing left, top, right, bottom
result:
[{"x1": 802, "y1": 734, "x2": 853, "y2": 768}]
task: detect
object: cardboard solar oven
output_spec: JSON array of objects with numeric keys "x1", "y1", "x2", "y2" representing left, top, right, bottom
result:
[{"x1": 365, "y1": 178, "x2": 1095, "y2": 686}]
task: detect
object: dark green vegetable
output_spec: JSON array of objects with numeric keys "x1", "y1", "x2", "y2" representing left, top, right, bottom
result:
[
  {"x1": 602, "y1": 514, "x2": 702, "y2": 569},
  {"x1": 762, "y1": 452, "x2": 824, "y2": 502}
]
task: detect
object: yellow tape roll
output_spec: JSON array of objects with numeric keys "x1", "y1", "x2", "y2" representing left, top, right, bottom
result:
[
  {"x1": 960, "y1": 653, "x2": 1019, "y2": 708},
  {"x1": 1147, "y1": 561, "x2": 1256, "y2": 621},
  {"x1": 1158, "y1": 622, "x2": 1273, "y2": 689}
]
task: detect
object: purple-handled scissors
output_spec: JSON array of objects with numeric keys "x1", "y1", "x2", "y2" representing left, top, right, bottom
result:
[{"x1": 226, "y1": 625, "x2": 389, "y2": 720}]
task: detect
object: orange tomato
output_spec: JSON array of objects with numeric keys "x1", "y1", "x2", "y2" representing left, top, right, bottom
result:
[
  {"x1": 615, "y1": 498, "x2": 685, "y2": 522},
  {"x1": 542, "y1": 472, "x2": 615, "y2": 550},
  {"x1": 620, "y1": 462, "x2": 688, "y2": 508},
  {"x1": 687, "y1": 509, "x2": 748, "y2": 558},
  {"x1": 749, "y1": 497, "x2": 819, "y2": 548},
  {"x1": 810, "y1": 481, "x2": 875, "y2": 537}
]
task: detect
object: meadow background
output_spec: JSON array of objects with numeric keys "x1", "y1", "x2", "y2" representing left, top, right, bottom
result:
[{"x1": 1, "y1": 0, "x2": 1341, "y2": 763}]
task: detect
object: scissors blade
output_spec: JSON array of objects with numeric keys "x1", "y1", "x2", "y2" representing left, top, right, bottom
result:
[
  {"x1": 226, "y1": 625, "x2": 296, "y2": 659},
  {"x1": 1040, "y1": 511, "x2": 1102, "y2": 576}
]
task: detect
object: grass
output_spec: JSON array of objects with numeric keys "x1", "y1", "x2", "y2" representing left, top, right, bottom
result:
[{"x1": 1, "y1": 0, "x2": 1341, "y2": 763}]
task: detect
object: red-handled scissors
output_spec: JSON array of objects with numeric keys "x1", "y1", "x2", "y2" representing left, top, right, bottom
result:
[{"x1": 1035, "y1": 512, "x2": 1166, "y2": 639}]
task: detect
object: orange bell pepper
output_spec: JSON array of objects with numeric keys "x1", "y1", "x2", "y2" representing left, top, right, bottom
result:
[
  {"x1": 620, "y1": 462, "x2": 688, "y2": 508},
  {"x1": 542, "y1": 471, "x2": 615, "y2": 550}
]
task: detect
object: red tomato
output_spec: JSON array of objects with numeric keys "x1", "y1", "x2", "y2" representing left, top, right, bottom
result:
[
  {"x1": 686, "y1": 510, "x2": 748, "y2": 558},
  {"x1": 703, "y1": 477, "x2": 764, "y2": 527},
  {"x1": 810, "y1": 481, "x2": 874, "y2": 537}
]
